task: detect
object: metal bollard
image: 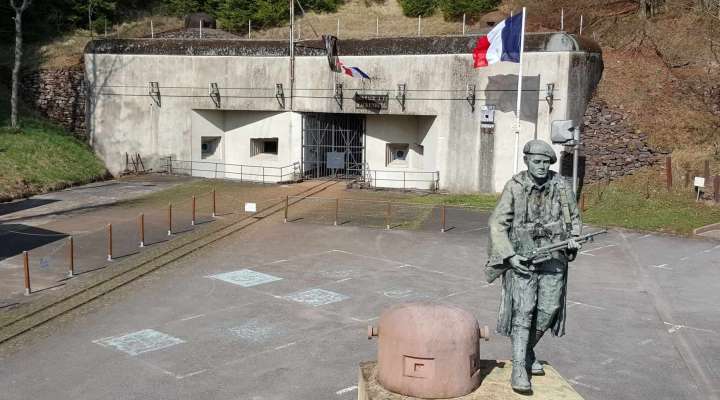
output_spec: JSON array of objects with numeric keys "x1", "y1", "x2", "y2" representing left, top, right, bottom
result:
[
  {"x1": 68, "y1": 236, "x2": 74, "y2": 278},
  {"x1": 192, "y1": 196, "x2": 196, "y2": 226},
  {"x1": 284, "y1": 196, "x2": 289, "y2": 223},
  {"x1": 168, "y1": 203, "x2": 173, "y2": 236},
  {"x1": 139, "y1": 213, "x2": 145, "y2": 247},
  {"x1": 107, "y1": 224, "x2": 113, "y2": 261},
  {"x1": 334, "y1": 198, "x2": 339, "y2": 226},
  {"x1": 23, "y1": 251, "x2": 30, "y2": 296},
  {"x1": 212, "y1": 189, "x2": 217, "y2": 217},
  {"x1": 441, "y1": 205, "x2": 446, "y2": 233}
]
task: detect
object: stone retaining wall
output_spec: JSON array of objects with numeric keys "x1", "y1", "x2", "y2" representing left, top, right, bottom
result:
[
  {"x1": 581, "y1": 97, "x2": 666, "y2": 182},
  {"x1": 21, "y1": 68, "x2": 86, "y2": 138}
]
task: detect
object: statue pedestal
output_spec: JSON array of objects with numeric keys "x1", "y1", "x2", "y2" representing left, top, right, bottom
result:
[{"x1": 357, "y1": 360, "x2": 585, "y2": 400}]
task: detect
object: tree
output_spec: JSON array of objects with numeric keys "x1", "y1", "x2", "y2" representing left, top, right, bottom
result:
[{"x1": 9, "y1": 0, "x2": 32, "y2": 129}]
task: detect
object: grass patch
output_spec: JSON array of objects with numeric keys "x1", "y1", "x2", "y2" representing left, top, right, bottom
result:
[
  {"x1": 0, "y1": 83, "x2": 107, "y2": 201},
  {"x1": 403, "y1": 193, "x2": 499, "y2": 209},
  {"x1": 0, "y1": 119, "x2": 107, "y2": 200},
  {"x1": 583, "y1": 171, "x2": 720, "y2": 235},
  {"x1": 117, "y1": 179, "x2": 264, "y2": 209}
]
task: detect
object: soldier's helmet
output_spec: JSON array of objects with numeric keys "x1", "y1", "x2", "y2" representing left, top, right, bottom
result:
[{"x1": 522, "y1": 140, "x2": 557, "y2": 164}]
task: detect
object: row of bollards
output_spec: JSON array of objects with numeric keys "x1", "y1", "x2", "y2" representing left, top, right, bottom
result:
[
  {"x1": 21, "y1": 189, "x2": 218, "y2": 296},
  {"x1": 282, "y1": 198, "x2": 462, "y2": 233},
  {"x1": 22, "y1": 235, "x2": 76, "y2": 296}
]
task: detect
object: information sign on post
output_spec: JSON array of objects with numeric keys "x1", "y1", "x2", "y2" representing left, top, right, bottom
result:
[
  {"x1": 694, "y1": 177, "x2": 706, "y2": 202},
  {"x1": 244, "y1": 202, "x2": 257, "y2": 213}
]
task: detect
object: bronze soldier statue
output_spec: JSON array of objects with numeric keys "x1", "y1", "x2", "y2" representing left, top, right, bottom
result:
[{"x1": 485, "y1": 140, "x2": 582, "y2": 394}]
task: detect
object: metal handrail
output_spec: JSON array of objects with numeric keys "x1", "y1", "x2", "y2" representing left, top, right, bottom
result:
[
  {"x1": 163, "y1": 157, "x2": 300, "y2": 183},
  {"x1": 363, "y1": 167, "x2": 440, "y2": 191}
]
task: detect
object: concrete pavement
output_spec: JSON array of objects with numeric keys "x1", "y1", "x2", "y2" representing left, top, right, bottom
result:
[{"x1": 0, "y1": 215, "x2": 717, "y2": 400}]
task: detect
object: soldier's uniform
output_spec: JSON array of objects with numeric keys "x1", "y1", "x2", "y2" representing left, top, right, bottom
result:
[{"x1": 485, "y1": 140, "x2": 582, "y2": 392}]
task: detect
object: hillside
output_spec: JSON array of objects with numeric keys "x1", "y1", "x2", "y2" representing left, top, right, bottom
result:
[{"x1": 5, "y1": 0, "x2": 720, "y2": 185}]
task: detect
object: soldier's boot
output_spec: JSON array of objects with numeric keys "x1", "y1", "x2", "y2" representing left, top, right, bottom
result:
[
  {"x1": 511, "y1": 328, "x2": 532, "y2": 394},
  {"x1": 526, "y1": 329, "x2": 545, "y2": 376}
]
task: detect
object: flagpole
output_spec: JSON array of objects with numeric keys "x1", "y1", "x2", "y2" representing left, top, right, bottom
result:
[{"x1": 513, "y1": 7, "x2": 526, "y2": 174}]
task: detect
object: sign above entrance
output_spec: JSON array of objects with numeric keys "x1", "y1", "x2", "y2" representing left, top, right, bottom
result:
[{"x1": 354, "y1": 93, "x2": 389, "y2": 112}]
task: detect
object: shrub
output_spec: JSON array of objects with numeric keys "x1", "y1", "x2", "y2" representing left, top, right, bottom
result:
[
  {"x1": 439, "y1": 0, "x2": 500, "y2": 20},
  {"x1": 397, "y1": 0, "x2": 439, "y2": 17}
]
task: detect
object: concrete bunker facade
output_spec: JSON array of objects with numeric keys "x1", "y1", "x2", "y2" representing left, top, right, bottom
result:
[{"x1": 84, "y1": 34, "x2": 602, "y2": 192}]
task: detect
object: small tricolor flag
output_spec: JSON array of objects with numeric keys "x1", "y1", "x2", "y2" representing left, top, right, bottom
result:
[
  {"x1": 336, "y1": 60, "x2": 370, "y2": 79},
  {"x1": 473, "y1": 12, "x2": 524, "y2": 68}
]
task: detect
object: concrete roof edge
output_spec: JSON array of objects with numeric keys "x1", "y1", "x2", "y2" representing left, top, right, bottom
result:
[{"x1": 83, "y1": 32, "x2": 602, "y2": 57}]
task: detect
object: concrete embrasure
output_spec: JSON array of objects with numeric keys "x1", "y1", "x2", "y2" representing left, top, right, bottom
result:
[{"x1": 358, "y1": 361, "x2": 584, "y2": 400}]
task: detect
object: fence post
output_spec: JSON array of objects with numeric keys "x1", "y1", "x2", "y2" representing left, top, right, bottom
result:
[
  {"x1": 441, "y1": 205, "x2": 446, "y2": 233},
  {"x1": 192, "y1": 195, "x2": 196, "y2": 226},
  {"x1": 385, "y1": 202, "x2": 391, "y2": 230},
  {"x1": 580, "y1": 192, "x2": 587, "y2": 212},
  {"x1": 462, "y1": 13, "x2": 466, "y2": 35},
  {"x1": 214, "y1": 162, "x2": 218, "y2": 179},
  {"x1": 715, "y1": 175, "x2": 720, "y2": 203},
  {"x1": 240, "y1": 165, "x2": 244, "y2": 182},
  {"x1": 334, "y1": 198, "x2": 339, "y2": 226},
  {"x1": 418, "y1": 15, "x2": 421, "y2": 36},
  {"x1": 139, "y1": 213, "x2": 145, "y2": 247},
  {"x1": 107, "y1": 223, "x2": 113, "y2": 261},
  {"x1": 704, "y1": 160, "x2": 710, "y2": 180},
  {"x1": 685, "y1": 171, "x2": 691, "y2": 188},
  {"x1": 262, "y1": 167, "x2": 265, "y2": 184},
  {"x1": 666, "y1": 156, "x2": 672, "y2": 191},
  {"x1": 403, "y1": 171, "x2": 406, "y2": 191},
  {"x1": 168, "y1": 203, "x2": 173, "y2": 236},
  {"x1": 212, "y1": 189, "x2": 217, "y2": 217},
  {"x1": 23, "y1": 251, "x2": 31, "y2": 295},
  {"x1": 284, "y1": 196, "x2": 289, "y2": 223},
  {"x1": 68, "y1": 236, "x2": 75, "y2": 278}
]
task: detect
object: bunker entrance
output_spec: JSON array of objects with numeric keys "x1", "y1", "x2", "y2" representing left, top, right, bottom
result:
[{"x1": 302, "y1": 113, "x2": 365, "y2": 179}]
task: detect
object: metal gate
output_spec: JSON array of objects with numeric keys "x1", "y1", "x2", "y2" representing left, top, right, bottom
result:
[{"x1": 302, "y1": 113, "x2": 365, "y2": 179}]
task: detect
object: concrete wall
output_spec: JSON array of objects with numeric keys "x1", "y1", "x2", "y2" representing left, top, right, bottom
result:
[
  {"x1": 365, "y1": 115, "x2": 438, "y2": 190},
  {"x1": 85, "y1": 42, "x2": 600, "y2": 192}
]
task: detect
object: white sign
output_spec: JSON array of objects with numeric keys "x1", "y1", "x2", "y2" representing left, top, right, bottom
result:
[
  {"x1": 244, "y1": 202, "x2": 257, "y2": 213},
  {"x1": 694, "y1": 177, "x2": 706, "y2": 188}
]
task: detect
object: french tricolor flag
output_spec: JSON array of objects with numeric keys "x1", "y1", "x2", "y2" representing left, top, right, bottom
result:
[
  {"x1": 473, "y1": 12, "x2": 524, "y2": 68},
  {"x1": 336, "y1": 60, "x2": 370, "y2": 79}
]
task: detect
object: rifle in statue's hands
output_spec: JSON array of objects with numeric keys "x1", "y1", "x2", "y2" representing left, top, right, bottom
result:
[{"x1": 523, "y1": 230, "x2": 608, "y2": 267}]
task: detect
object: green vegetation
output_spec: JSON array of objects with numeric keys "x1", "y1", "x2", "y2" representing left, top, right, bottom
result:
[
  {"x1": 583, "y1": 172, "x2": 720, "y2": 235},
  {"x1": 118, "y1": 178, "x2": 252, "y2": 208},
  {"x1": 398, "y1": 0, "x2": 439, "y2": 17},
  {"x1": 438, "y1": 0, "x2": 499, "y2": 20},
  {"x1": 399, "y1": 170, "x2": 720, "y2": 236},
  {"x1": 0, "y1": 121, "x2": 107, "y2": 201},
  {"x1": 0, "y1": 85, "x2": 107, "y2": 201},
  {"x1": 397, "y1": 0, "x2": 500, "y2": 18},
  {"x1": 404, "y1": 193, "x2": 499, "y2": 209}
]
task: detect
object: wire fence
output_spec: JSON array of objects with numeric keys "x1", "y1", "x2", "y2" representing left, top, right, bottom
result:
[
  {"x1": 0, "y1": 187, "x2": 290, "y2": 301},
  {"x1": 165, "y1": 158, "x2": 302, "y2": 184},
  {"x1": 283, "y1": 195, "x2": 492, "y2": 232}
]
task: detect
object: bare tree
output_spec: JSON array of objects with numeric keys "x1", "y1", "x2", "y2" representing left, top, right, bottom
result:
[{"x1": 9, "y1": 0, "x2": 33, "y2": 129}]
